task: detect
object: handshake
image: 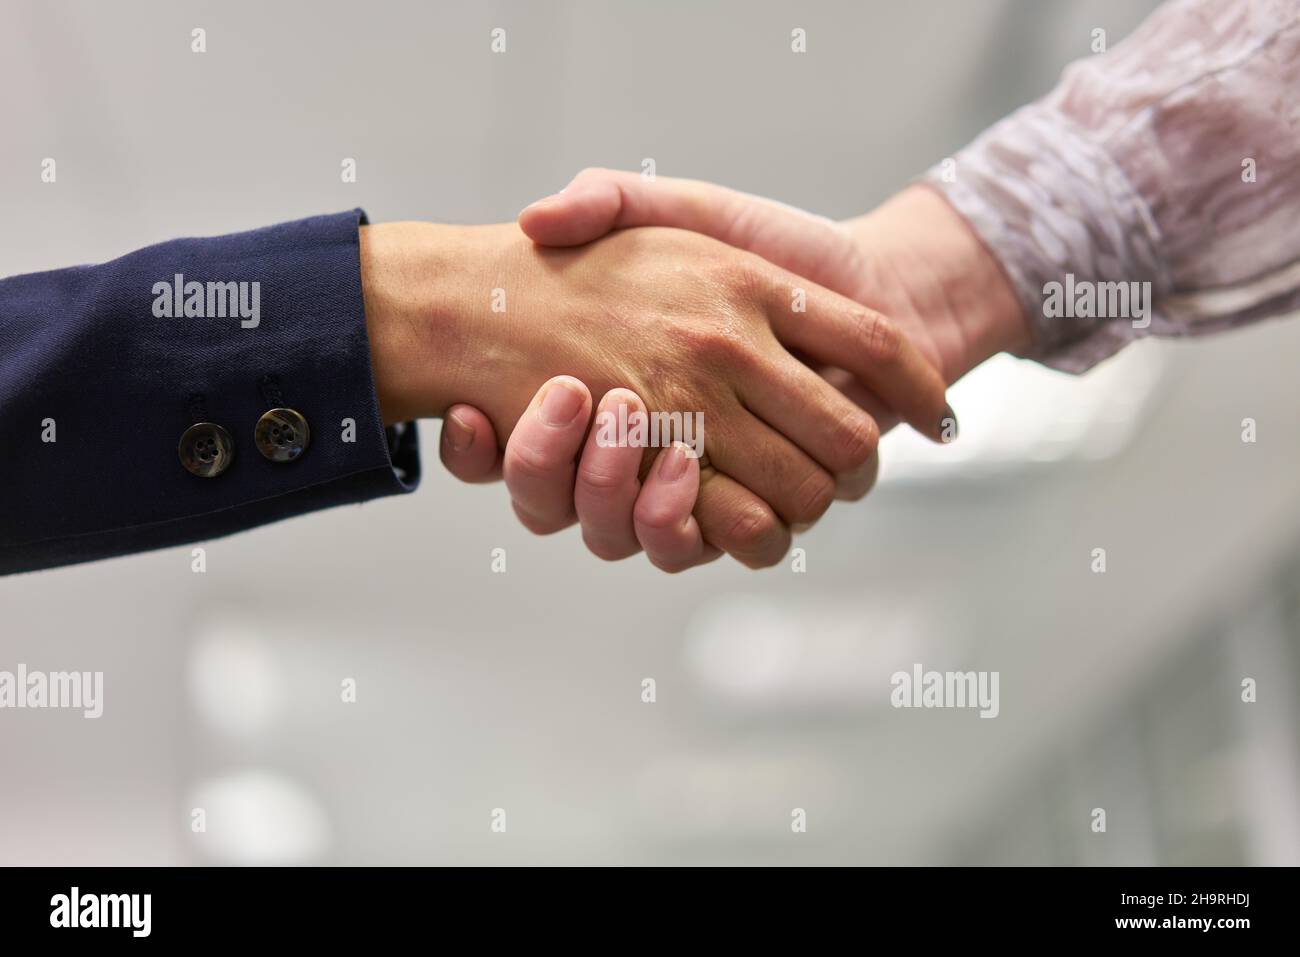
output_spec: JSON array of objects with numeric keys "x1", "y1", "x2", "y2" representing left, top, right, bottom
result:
[{"x1": 361, "y1": 170, "x2": 1028, "y2": 572}]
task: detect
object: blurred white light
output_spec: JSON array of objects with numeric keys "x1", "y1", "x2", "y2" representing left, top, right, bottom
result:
[
  {"x1": 187, "y1": 621, "x2": 276, "y2": 738},
  {"x1": 188, "y1": 770, "x2": 330, "y2": 864},
  {"x1": 879, "y1": 342, "x2": 1164, "y2": 483},
  {"x1": 683, "y1": 592, "x2": 959, "y2": 710}
]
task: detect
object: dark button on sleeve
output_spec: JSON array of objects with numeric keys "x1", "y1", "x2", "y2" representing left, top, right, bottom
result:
[
  {"x1": 254, "y1": 407, "x2": 310, "y2": 462},
  {"x1": 178, "y1": 422, "x2": 234, "y2": 477}
]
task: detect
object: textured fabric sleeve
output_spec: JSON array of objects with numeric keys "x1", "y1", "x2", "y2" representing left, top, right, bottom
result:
[
  {"x1": 924, "y1": 0, "x2": 1300, "y2": 372},
  {"x1": 0, "y1": 209, "x2": 420, "y2": 576}
]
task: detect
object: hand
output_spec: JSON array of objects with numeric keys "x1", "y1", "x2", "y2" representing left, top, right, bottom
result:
[
  {"x1": 440, "y1": 171, "x2": 1027, "y2": 570},
  {"x1": 445, "y1": 376, "x2": 718, "y2": 572},
  {"x1": 512, "y1": 170, "x2": 1029, "y2": 389},
  {"x1": 361, "y1": 220, "x2": 953, "y2": 566}
]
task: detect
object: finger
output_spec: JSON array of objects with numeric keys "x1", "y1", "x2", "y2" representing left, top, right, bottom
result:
[
  {"x1": 740, "y1": 351, "x2": 881, "y2": 478},
  {"x1": 818, "y1": 365, "x2": 899, "y2": 435},
  {"x1": 703, "y1": 405, "x2": 838, "y2": 529},
  {"x1": 693, "y1": 467, "x2": 791, "y2": 570},
  {"x1": 818, "y1": 367, "x2": 887, "y2": 501},
  {"x1": 518, "y1": 170, "x2": 864, "y2": 299},
  {"x1": 833, "y1": 447, "x2": 880, "y2": 502},
  {"x1": 502, "y1": 376, "x2": 593, "y2": 535},
  {"x1": 633, "y1": 444, "x2": 720, "y2": 573},
  {"x1": 439, "y1": 404, "x2": 503, "y2": 484},
  {"x1": 761, "y1": 276, "x2": 955, "y2": 443},
  {"x1": 768, "y1": 354, "x2": 895, "y2": 499},
  {"x1": 573, "y1": 389, "x2": 648, "y2": 561}
]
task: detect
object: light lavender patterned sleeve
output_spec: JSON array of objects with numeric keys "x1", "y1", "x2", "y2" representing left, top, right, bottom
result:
[{"x1": 925, "y1": 0, "x2": 1300, "y2": 373}]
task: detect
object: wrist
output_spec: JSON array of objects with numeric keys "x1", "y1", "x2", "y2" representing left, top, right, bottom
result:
[
  {"x1": 842, "y1": 185, "x2": 1030, "y2": 383},
  {"x1": 360, "y1": 221, "x2": 511, "y2": 425}
]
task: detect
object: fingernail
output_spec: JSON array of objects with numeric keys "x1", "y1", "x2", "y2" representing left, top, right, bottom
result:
[
  {"x1": 939, "y1": 404, "x2": 959, "y2": 443},
  {"x1": 659, "y1": 443, "x2": 689, "y2": 481},
  {"x1": 445, "y1": 411, "x2": 474, "y2": 451},
  {"x1": 601, "y1": 390, "x2": 641, "y2": 417},
  {"x1": 540, "y1": 380, "x2": 584, "y2": 426}
]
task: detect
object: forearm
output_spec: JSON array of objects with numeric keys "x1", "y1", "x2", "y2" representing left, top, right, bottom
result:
[
  {"x1": 0, "y1": 210, "x2": 418, "y2": 575},
  {"x1": 914, "y1": 0, "x2": 1300, "y2": 373}
]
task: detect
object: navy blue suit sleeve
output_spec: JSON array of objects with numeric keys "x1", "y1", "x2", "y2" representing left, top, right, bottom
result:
[{"x1": 0, "y1": 209, "x2": 421, "y2": 576}]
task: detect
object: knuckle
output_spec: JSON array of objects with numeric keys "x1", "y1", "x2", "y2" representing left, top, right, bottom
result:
[
  {"x1": 633, "y1": 496, "x2": 685, "y2": 533},
  {"x1": 648, "y1": 554, "x2": 695, "y2": 575},
  {"x1": 713, "y1": 253, "x2": 759, "y2": 289},
  {"x1": 504, "y1": 440, "x2": 563, "y2": 485},
  {"x1": 723, "y1": 502, "x2": 784, "y2": 563},
  {"x1": 512, "y1": 501, "x2": 572, "y2": 536},
  {"x1": 573, "y1": 166, "x2": 611, "y2": 186},
  {"x1": 717, "y1": 258, "x2": 772, "y2": 312},
  {"x1": 581, "y1": 530, "x2": 638, "y2": 562},
  {"x1": 678, "y1": 323, "x2": 742, "y2": 365},
  {"x1": 837, "y1": 412, "x2": 880, "y2": 470},
  {"x1": 576, "y1": 458, "x2": 629, "y2": 494},
  {"x1": 789, "y1": 469, "x2": 836, "y2": 525},
  {"x1": 853, "y1": 308, "x2": 902, "y2": 364}
]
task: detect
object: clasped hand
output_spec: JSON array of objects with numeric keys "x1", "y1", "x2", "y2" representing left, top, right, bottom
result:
[{"x1": 361, "y1": 171, "x2": 989, "y2": 572}]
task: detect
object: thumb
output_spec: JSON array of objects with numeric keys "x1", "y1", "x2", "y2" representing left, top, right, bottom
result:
[
  {"x1": 517, "y1": 171, "x2": 624, "y2": 246},
  {"x1": 517, "y1": 169, "x2": 862, "y2": 299}
]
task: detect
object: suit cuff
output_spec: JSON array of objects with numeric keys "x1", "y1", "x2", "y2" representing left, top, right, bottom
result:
[{"x1": 1, "y1": 208, "x2": 420, "y2": 574}]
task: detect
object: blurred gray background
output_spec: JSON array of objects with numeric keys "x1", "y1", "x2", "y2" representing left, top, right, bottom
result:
[{"x1": 3, "y1": 0, "x2": 1299, "y2": 865}]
